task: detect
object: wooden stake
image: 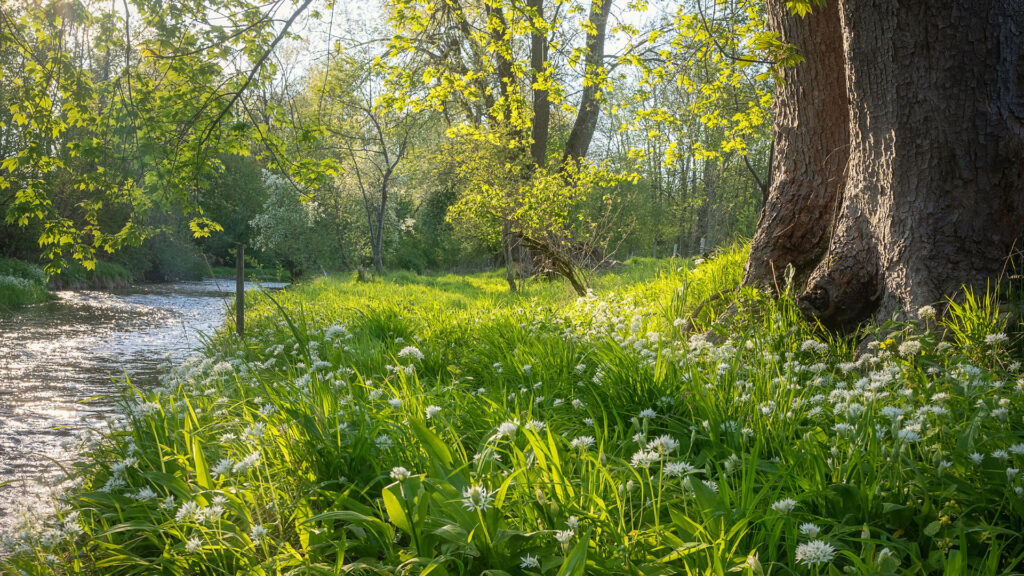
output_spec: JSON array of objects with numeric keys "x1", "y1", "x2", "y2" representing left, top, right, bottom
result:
[{"x1": 236, "y1": 244, "x2": 245, "y2": 337}]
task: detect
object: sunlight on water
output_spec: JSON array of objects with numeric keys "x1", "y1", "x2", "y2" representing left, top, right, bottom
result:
[{"x1": 0, "y1": 279, "x2": 286, "y2": 534}]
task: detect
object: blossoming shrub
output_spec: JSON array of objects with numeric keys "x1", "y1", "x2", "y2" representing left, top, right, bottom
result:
[{"x1": 5, "y1": 247, "x2": 1023, "y2": 575}]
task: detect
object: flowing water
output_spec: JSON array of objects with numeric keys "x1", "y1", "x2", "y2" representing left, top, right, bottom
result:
[{"x1": 0, "y1": 279, "x2": 287, "y2": 535}]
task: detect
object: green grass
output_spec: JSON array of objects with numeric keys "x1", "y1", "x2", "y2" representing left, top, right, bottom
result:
[
  {"x1": 0, "y1": 258, "x2": 54, "y2": 308},
  {"x1": 5, "y1": 244, "x2": 1024, "y2": 575},
  {"x1": 208, "y1": 265, "x2": 293, "y2": 283}
]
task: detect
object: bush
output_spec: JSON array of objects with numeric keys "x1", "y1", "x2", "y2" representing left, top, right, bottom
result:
[
  {"x1": 51, "y1": 260, "x2": 134, "y2": 289},
  {"x1": 0, "y1": 258, "x2": 52, "y2": 307},
  {"x1": 0, "y1": 257, "x2": 47, "y2": 284},
  {"x1": 146, "y1": 234, "x2": 208, "y2": 281}
]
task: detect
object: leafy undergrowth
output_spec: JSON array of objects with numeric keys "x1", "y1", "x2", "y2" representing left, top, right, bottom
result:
[
  {"x1": 5, "y1": 246, "x2": 1024, "y2": 575},
  {"x1": 0, "y1": 258, "x2": 54, "y2": 308}
]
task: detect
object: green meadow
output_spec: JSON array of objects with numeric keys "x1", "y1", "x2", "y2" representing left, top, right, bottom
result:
[{"x1": 5, "y1": 246, "x2": 1024, "y2": 575}]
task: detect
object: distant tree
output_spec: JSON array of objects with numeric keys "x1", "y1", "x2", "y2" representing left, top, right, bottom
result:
[
  {"x1": 0, "y1": 0, "x2": 314, "y2": 274},
  {"x1": 382, "y1": 0, "x2": 647, "y2": 294},
  {"x1": 320, "y1": 56, "x2": 423, "y2": 275},
  {"x1": 197, "y1": 155, "x2": 268, "y2": 265},
  {"x1": 250, "y1": 171, "x2": 351, "y2": 277}
]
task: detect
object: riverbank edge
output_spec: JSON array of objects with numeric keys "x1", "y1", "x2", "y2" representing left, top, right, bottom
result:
[
  {"x1": 0, "y1": 256, "x2": 293, "y2": 310},
  {"x1": 0, "y1": 259, "x2": 53, "y2": 309}
]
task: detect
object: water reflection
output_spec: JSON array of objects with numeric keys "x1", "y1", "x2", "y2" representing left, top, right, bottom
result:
[{"x1": 0, "y1": 279, "x2": 286, "y2": 531}]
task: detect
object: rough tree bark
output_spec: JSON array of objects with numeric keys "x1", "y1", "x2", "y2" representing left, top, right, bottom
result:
[
  {"x1": 743, "y1": 0, "x2": 849, "y2": 291},
  {"x1": 748, "y1": 0, "x2": 1024, "y2": 330}
]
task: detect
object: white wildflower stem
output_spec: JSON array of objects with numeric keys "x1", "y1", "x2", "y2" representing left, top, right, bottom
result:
[
  {"x1": 476, "y1": 508, "x2": 493, "y2": 550},
  {"x1": 398, "y1": 482, "x2": 422, "y2": 553}
]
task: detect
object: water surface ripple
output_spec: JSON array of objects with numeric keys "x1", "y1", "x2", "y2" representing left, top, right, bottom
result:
[{"x1": 0, "y1": 279, "x2": 286, "y2": 532}]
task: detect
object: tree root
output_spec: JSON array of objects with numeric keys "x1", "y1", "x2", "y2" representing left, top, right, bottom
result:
[{"x1": 676, "y1": 287, "x2": 737, "y2": 335}]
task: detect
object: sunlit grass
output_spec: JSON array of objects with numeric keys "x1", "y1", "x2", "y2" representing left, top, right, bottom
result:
[
  {"x1": 0, "y1": 258, "x2": 53, "y2": 308},
  {"x1": 4, "y1": 245, "x2": 1023, "y2": 575}
]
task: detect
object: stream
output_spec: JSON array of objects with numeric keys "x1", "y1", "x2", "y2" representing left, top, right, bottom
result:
[{"x1": 0, "y1": 279, "x2": 286, "y2": 535}]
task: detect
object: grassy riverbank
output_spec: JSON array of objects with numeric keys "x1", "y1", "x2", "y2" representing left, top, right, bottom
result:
[
  {"x1": 5, "y1": 246, "x2": 1024, "y2": 575},
  {"x1": 49, "y1": 260, "x2": 134, "y2": 291},
  {"x1": 0, "y1": 259, "x2": 54, "y2": 308},
  {"x1": 207, "y1": 265, "x2": 292, "y2": 283}
]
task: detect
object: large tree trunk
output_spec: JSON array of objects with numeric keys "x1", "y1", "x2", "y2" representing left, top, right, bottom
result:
[
  {"x1": 743, "y1": 0, "x2": 849, "y2": 290},
  {"x1": 751, "y1": 0, "x2": 1024, "y2": 330},
  {"x1": 802, "y1": 0, "x2": 1024, "y2": 329}
]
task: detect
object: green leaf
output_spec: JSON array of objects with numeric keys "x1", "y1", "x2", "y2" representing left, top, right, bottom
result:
[
  {"x1": 382, "y1": 484, "x2": 413, "y2": 535},
  {"x1": 410, "y1": 418, "x2": 453, "y2": 470},
  {"x1": 556, "y1": 536, "x2": 589, "y2": 576}
]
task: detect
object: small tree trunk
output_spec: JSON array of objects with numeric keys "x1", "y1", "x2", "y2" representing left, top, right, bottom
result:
[
  {"x1": 502, "y1": 219, "x2": 517, "y2": 292},
  {"x1": 373, "y1": 184, "x2": 388, "y2": 275},
  {"x1": 793, "y1": 0, "x2": 1024, "y2": 329},
  {"x1": 528, "y1": 0, "x2": 550, "y2": 169},
  {"x1": 743, "y1": 0, "x2": 849, "y2": 291},
  {"x1": 372, "y1": 245, "x2": 384, "y2": 276}
]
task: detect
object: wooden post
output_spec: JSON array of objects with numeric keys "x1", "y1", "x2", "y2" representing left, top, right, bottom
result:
[{"x1": 236, "y1": 244, "x2": 244, "y2": 337}]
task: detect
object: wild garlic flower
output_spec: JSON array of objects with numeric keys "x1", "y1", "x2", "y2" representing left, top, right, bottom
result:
[
  {"x1": 646, "y1": 435, "x2": 679, "y2": 454},
  {"x1": 630, "y1": 450, "x2": 660, "y2": 469},
  {"x1": 175, "y1": 501, "x2": 201, "y2": 523},
  {"x1": 799, "y1": 523, "x2": 821, "y2": 538},
  {"x1": 461, "y1": 485, "x2": 494, "y2": 512},
  {"x1": 520, "y1": 553, "x2": 540, "y2": 568},
  {"x1": 495, "y1": 420, "x2": 519, "y2": 437},
  {"x1": 664, "y1": 461, "x2": 694, "y2": 478},
  {"x1": 212, "y1": 458, "x2": 233, "y2": 477},
  {"x1": 795, "y1": 540, "x2": 836, "y2": 566},
  {"x1": 425, "y1": 405, "x2": 442, "y2": 419},
  {"x1": 185, "y1": 536, "x2": 202, "y2": 553},
  {"x1": 390, "y1": 467, "x2": 412, "y2": 481},
  {"x1": 771, "y1": 498, "x2": 797, "y2": 515},
  {"x1": 570, "y1": 436, "x2": 596, "y2": 451},
  {"x1": 397, "y1": 346, "x2": 424, "y2": 360},
  {"x1": 133, "y1": 487, "x2": 158, "y2": 501},
  {"x1": 232, "y1": 451, "x2": 261, "y2": 473},
  {"x1": 985, "y1": 333, "x2": 1009, "y2": 346},
  {"x1": 897, "y1": 428, "x2": 922, "y2": 443},
  {"x1": 898, "y1": 340, "x2": 922, "y2": 357},
  {"x1": 249, "y1": 524, "x2": 268, "y2": 544}
]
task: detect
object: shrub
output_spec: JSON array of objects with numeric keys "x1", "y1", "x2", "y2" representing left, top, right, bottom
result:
[{"x1": 0, "y1": 258, "x2": 52, "y2": 307}]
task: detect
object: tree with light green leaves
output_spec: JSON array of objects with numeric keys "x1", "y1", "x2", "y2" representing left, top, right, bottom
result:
[{"x1": 0, "y1": 0, "x2": 316, "y2": 275}]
